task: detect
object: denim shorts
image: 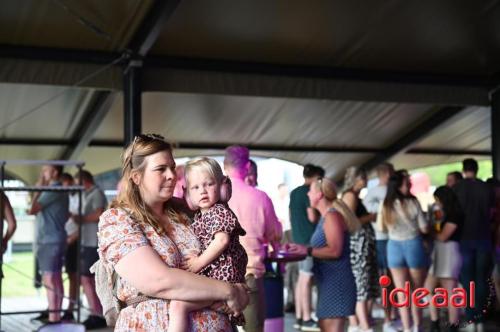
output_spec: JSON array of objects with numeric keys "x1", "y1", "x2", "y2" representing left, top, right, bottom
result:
[
  {"x1": 387, "y1": 236, "x2": 429, "y2": 269},
  {"x1": 80, "y1": 246, "x2": 99, "y2": 276},
  {"x1": 64, "y1": 241, "x2": 78, "y2": 273},
  {"x1": 376, "y1": 240, "x2": 388, "y2": 270},
  {"x1": 298, "y1": 256, "x2": 314, "y2": 275},
  {"x1": 37, "y1": 243, "x2": 66, "y2": 273}
]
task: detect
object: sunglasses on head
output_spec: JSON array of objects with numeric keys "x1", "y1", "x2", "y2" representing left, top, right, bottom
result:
[
  {"x1": 128, "y1": 133, "x2": 166, "y2": 168},
  {"x1": 134, "y1": 133, "x2": 165, "y2": 142}
]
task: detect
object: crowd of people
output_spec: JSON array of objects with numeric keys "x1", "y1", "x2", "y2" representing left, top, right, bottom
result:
[
  {"x1": 1, "y1": 134, "x2": 499, "y2": 332},
  {"x1": 25, "y1": 166, "x2": 109, "y2": 329},
  {"x1": 287, "y1": 158, "x2": 500, "y2": 332}
]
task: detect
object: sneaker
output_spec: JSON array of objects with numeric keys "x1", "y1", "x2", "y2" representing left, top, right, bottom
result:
[
  {"x1": 383, "y1": 322, "x2": 399, "y2": 332},
  {"x1": 391, "y1": 319, "x2": 403, "y2": 331},
  {"x1": 447, "y1": 323, "x2": 459, "y2": 332},
  {"x1": 293, "y1": 318, "x2": 303, "y2": 329},
  {"x1": 83, "y1": 315, "x2": 107, "y2": 330},
  {"x1": 61, "y1": 310, "x2": 75, "y2": 321},
  {"x1": 459, "y1": 322, "x2": 476, "y2": 332},
  {"x1": 430, "y1": 320, "x2": 441, "y2": 332},
  {"x1": 30, "y1": 311, "x2": 49, "y2": 322},
  {"x1": 348, "y1": 326, "x2": 362, "y2": 332},
  {"x1": 412, "y1": 326, "x2": 423, "y2": 332},
  {"x1": 284, "y1": 303, "x2": 296, "y2": 313},
  {"x1": 301, "y1": 319, "x2": 320, "y2": 332}
]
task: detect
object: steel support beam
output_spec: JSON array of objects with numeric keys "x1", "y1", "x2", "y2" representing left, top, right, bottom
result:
[
  {"x1": 123, "y1": 61, "x2": 142, "y2": 146},
  {"x1": 0, "y1": 138, "x2": 73, "y2": 146},
  {"x1": 0, "y1": 44, "x2": 491, "y2": 89},
  {"x1": 60, "y1": 91, "x2": 116, "y2": 160},
  {"x1": 359, "y1": 106, "x2": 465, "y2": 172},
  {"x1": 0, "y1": 44, "x2": 494, "y2": 105},
  {"x1": 406, "y1": 148, "x2": 491, "y2": 156},
  {"x1": 122, "y1": 0, "x2": 182, "y2": 146},
  {"x1": 0, "y1": 44, "x2": 119, "y2": 64},
  {"x1": 0, "y1": 138, "x2": 492, "y2": 157},
  {"x1": 127, "y1": 1, "x2": 181, "y2": 57},
  {"x1": 492, "y1": 90, "x2": 500, "y2": 179}
]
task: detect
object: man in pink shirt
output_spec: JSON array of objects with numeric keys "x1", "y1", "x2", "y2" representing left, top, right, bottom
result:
[{"x1": 224, "y1": 145, "x2": 281, "y2": 332}]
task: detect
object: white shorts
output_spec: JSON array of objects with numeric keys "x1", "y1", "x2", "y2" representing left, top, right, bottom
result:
[{"x1": 428, "y1": 241, "x2": 462, "y2": 279}]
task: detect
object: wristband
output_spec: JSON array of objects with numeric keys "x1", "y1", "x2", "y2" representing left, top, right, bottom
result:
[{"x1": 307, "y1": 246, "x2": 313, "y2": 257}]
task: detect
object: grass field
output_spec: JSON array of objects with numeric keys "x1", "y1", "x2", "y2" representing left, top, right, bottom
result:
[
  {"x1": 2, "y1": 252, "x2": 41, "y2": 297},
  {"x1": 2, "y1": 251, "x2": 77, "y2": 298},
  {"x1": 3, "y1": 252, "x2": 73, "y2": 298}
]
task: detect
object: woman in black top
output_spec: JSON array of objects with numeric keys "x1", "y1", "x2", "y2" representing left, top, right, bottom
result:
[
  {"x1": 425, "y1": 186, "x2": 463, "y2": 332},
  {"x1": 342, "y1": 167, "x2": 378, "y2": 332}
]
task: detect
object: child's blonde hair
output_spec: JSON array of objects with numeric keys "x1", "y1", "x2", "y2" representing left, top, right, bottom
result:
[
  {"x1": 184, "y1": 157, "x2": 231, "y2": 208},
  {"x1": 185, "y1": 157, "x2": 224, "y2": 186}
]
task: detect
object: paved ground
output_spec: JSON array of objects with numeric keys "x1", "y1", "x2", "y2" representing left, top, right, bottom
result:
[
  {"x1": 2, "y1": 296, "x2": 499, "y2": 331},
  {"x1": 283, "y1": 311, "x2": 500, "y2": 332},
  {"x1": 1, "y1": 296, "x2": 111, "y2": 332}
]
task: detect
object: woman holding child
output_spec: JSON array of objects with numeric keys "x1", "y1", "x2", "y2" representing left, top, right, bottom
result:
[{"x1": 97, "y1": 134, "x2": 248, "y2": 331}]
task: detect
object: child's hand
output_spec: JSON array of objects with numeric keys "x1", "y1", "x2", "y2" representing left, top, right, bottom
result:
[
  {"x1": 210, "y1": 301, "x2": 231, "y2": 315},
  {"x1": 184, "y1": 254, "x2": 203, "y2": 273}
]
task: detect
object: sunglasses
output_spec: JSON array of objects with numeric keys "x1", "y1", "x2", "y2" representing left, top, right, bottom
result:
[{"x1": 128, "y1": 134, "x2": 166, "y2": 169}]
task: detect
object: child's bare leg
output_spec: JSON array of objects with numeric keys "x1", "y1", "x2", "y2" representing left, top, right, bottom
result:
[{"x1": 169, "y1": 300, "x2": 211, "y2": 332}]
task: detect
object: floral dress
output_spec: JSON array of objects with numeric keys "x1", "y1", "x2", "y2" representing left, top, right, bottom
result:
[{"x1": 98, "y1": 208, "x2": 233, "y2": 332}]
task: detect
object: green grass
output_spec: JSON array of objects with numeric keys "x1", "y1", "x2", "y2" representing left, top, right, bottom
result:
[
  {"x1": 2, "y1": 252, "x2": 72, "y2": 298},
  {"x1": 2, "y1": 252, "x2": 41, "y2": 297},
  {"x1": 413, "y1": 159, "x2": 493, "y2": 187}
]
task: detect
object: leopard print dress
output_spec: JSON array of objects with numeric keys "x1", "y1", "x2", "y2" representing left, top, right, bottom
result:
[{"x1": 191, "y1": 203, "x2": 248, "y2": 325}]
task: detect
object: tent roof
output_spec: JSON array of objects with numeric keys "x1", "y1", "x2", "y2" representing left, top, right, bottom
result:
[
  {"x1": 0, "y1": 1, "x2": 498, "y2": 183},
  {"x1": 153, "y1": 1, "x2": 500, "y2": 75}
]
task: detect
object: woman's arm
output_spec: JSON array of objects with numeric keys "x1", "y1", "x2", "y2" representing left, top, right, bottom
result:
[
  {"x1": 359, "y1": 213, "x2": 376, "y2": 225},
  {"x1": 114, "y1": 245, "x2": 248, "y2": 313},
  {"x1": 72, "y1": 208, "x2": 105, "y2": 224},
  {"x1": 375, "y1": 205, "x2": 387, "y2": 232},
  {"x1": 415, "y1": 200, "x2": 429, "y2": 234},
  {"x1": 184, "y1": 232, "x2": 229, "y2": 273},
  {"x1": 287, "y1": 212, "x2": 345, "y2": 259},
  {"x1": 342, "y1": 191, "x2": 357, "y2": 213},
  {"x1": 2, "y1": 193, "x2": 17, "y2": 253},
  {"x1": 307, "y1": 207, "x2": 320, "y2": 224},
  {"x1": 343, "y1": 192, "x2": 374, "y2": 225},
  {"x1": 310, "y1": 211, "x2": 345, "y2": 259},
  {"x1": 435, "y1": 223, "x2": 457, "y2": 242}
]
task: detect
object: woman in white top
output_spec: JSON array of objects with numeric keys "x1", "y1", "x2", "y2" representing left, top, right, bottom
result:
[{"x1": 377, "y1": 170, "x2": 429, "y2": 332}]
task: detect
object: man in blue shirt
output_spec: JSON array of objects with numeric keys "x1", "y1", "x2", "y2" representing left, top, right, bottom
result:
[{"x1": 29, "y1": 164, "x2": 68, "y2": 323}]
